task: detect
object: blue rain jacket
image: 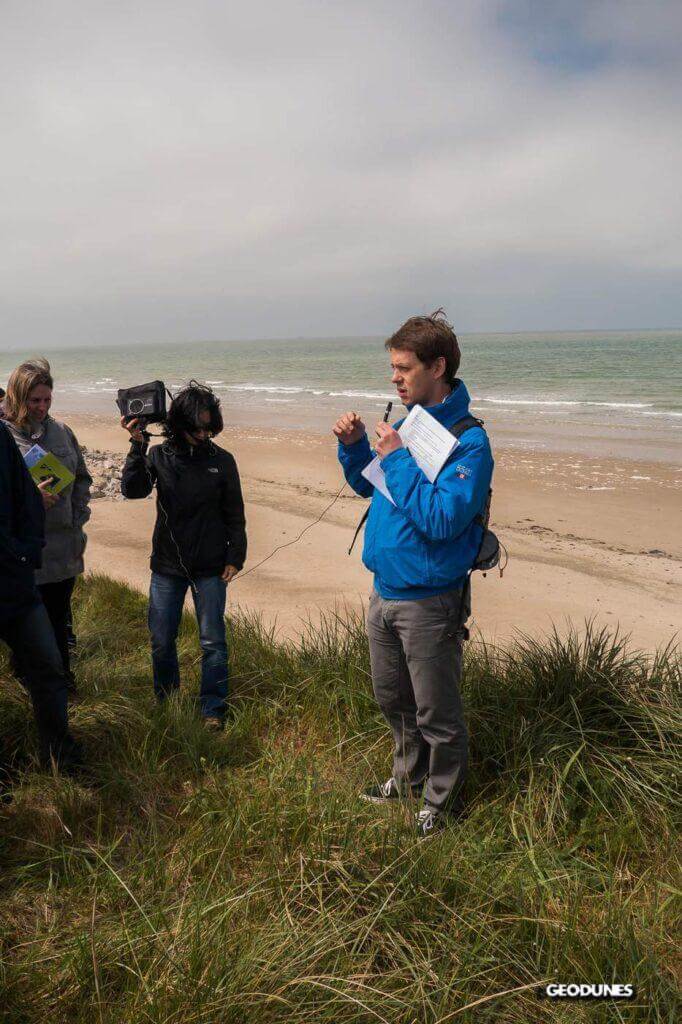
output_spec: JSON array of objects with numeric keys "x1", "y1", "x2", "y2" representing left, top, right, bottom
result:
[{"x1": 338, "y1": 381, "x2": 494, "y2": 600}]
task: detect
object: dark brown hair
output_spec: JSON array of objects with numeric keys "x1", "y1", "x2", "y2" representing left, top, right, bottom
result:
[
  {"x1": 164, "y1": 381, "x2": 223, "y2": 446},
  {"x1": 385, "y1": 308, "x2": 460, "y2": 384},
  {"x1": 4, "y1": 358, "x2": 54, "y2": 430}
]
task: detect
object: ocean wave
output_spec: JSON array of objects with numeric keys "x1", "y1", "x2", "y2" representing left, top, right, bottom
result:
[
  {"x1": 226, "y1": 384, "x2": 307, "y2": 394},
  {"x1": 474, "y1": 397, "x2": 654, "y2": 409},
  {"x1": 61, "y1": 377, "x2": 681, "y2": 424},
  {"x1": 214, "y1": 382, "x2": 673, "y2": 412},
  {"x1": 327, "y1": 389, "x2": 395, "y2": 401},
  {"x1": 224, "y1": 383, "x2": 396, "y2": 402}
]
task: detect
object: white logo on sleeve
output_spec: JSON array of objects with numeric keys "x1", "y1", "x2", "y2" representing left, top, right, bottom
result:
[{"x1": 208, "y1": 467, "x2": 219, "y2": 473}]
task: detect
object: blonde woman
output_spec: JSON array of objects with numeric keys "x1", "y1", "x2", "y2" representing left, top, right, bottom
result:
[{"x1": 3, "y1": 359, "x2": 92, "y2": 693}]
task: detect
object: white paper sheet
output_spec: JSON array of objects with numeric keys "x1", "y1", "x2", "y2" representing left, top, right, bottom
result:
[
  {"x1": 361, "y1": 455, "x2": 396, "y2": 504},
  {"x1": 398, "y1": 404, "x2": 458, "y2": 482},
  {"x1": 360, "y1": 404, "x2": 458, "y2": 500}
]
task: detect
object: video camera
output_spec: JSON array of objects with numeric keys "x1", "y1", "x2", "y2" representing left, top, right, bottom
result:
[{"x1": 116, "y1": 380, "x2": 168, "y2": 427}]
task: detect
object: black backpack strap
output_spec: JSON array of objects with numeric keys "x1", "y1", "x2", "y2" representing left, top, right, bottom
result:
[
  {"x1": 449, "y1": 414, "x2": 485, "y2": 439},
  {"x1": 449, "y1": 416, "x2": 490, "y2": 528}
]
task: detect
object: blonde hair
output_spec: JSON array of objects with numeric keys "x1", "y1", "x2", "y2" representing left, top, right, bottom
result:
[{"x1": 4, "y1": 358, "x2": 54, "y2": 431}]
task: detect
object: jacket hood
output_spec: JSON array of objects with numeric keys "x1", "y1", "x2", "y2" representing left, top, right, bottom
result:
[{"x1": 399, "y1": 379, "x2": 471, "y2": 428}]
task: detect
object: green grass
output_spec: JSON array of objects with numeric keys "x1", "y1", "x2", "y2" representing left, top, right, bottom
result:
[{"x1": 0, "y1": 573, "x2": 679, "y2": 1023}]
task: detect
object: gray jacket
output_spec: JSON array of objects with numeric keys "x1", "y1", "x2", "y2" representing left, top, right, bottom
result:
[{"x1": 4, "y1": 416, "x2": 92, "y2": 585}]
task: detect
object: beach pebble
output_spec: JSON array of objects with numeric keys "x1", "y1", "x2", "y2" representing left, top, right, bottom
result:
[{"x1": 84, "y1": 449, "x2": 125, "y2": 500}]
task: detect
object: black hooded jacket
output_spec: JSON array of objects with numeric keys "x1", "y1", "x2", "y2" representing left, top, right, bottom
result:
[
  {"x1": 121, "y1": 438, "x2": 247, "y2": 578},
  {"x1": 0, "y1": 423, "x2": 45, "y2": 620}
]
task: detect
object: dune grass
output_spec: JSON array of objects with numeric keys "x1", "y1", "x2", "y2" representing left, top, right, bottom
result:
[{"x1": 0, "y1": 573, "x2": 679, "y2": 1022}]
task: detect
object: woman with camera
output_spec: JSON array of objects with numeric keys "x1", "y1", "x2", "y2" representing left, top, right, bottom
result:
[
  {"x1": 3, "y1": 359, "x2": 92, "y2": 695},
  {"x1": 120, "y1": 383, "x2": 246, "y2": 729}
]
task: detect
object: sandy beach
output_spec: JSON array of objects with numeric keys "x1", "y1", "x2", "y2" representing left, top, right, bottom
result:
[{"x1": 58, "y1": 410, "x2": 681, "y2": 652}]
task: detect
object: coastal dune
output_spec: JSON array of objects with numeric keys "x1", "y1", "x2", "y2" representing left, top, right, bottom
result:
[{"x1": 71, "y1": 414, "x2": 681, "y2": 650}]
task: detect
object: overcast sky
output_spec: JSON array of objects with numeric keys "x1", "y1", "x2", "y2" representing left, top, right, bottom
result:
[{"x1": 2, "y1": 0, "x2": 681, "y2": 347}]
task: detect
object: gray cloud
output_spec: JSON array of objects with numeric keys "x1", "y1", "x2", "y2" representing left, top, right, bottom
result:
[{"x1": 1, "y1": 0, "x2": 680, "y2": 346}]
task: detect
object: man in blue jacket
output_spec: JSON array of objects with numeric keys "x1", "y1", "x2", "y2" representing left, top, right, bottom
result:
[{"x1": 334, "y1": 310, "x2": 493, "y2": 837}]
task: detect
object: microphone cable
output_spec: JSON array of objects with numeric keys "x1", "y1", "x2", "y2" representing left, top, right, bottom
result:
[
  {"x1": 231, "y1": 479, "x2": 348, "y2": 583},
  {"x1": 233, "y1": 404, "x2": 390, "y2": 583},
  {"x1": 129, "y1": 431, "x2": 349, "y2": 587}
]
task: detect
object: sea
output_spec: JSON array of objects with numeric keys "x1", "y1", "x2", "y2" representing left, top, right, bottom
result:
[{"x1": 1, "y1": 330, "x2": 681, "y2": 463}]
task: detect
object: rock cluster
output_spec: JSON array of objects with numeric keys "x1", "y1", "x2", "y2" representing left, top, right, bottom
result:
[{"x1": 82, "y1": 447, "x2": 126, "y2": 500}]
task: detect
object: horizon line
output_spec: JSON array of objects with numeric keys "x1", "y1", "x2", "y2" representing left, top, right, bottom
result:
[{"x1": 2, "y1": 324, "x2": 681, "y2": 353}]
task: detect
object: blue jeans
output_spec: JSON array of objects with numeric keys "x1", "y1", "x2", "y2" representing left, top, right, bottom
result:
[{"x1": 148, "y1": 573, "x2": 228, "y2": 719}]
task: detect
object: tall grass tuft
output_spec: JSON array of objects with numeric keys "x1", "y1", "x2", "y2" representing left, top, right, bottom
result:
[{"x1": 0, "y1": 574, "x2": 679, "y2": 1022}]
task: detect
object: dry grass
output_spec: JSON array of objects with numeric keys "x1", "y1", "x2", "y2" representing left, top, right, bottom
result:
[{"x1": 0, "y1": 573, "x2": 679, "y2": 1022}]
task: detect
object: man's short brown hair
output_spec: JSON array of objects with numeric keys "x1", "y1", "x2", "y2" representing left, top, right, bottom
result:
[{"x1": 385, "y1": 309, "x2": 460, "y2": 384}]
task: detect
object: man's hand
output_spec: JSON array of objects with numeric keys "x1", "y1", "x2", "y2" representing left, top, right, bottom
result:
[
  {"x1": 333, "y1": 411, "x2": 366, "y2": 446},
  {"x1": 221, "y1": 564, "x2": 239, "y2": 584},
  {"x1": 120, "y1": 415, "x2": 145, "y2": 443},
  {"x1": 38, "y1": 478, "x2": 59, "y2": 510},
  {"x1": 374, "y1": 421, "x2": 403, "y2": 460}
]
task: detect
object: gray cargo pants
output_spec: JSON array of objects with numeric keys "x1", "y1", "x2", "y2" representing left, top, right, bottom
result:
[{"x1": 367, "y1": 587, "x2": 469, "y2": 813}]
